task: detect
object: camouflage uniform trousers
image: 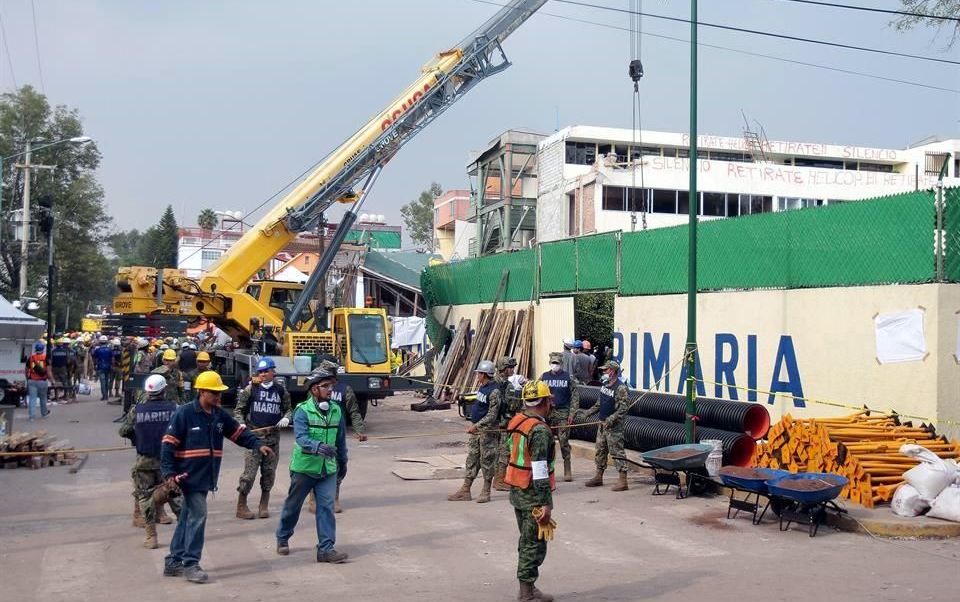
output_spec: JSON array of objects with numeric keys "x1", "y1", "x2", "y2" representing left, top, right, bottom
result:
[
  {"x1": 464, "y1": 430, "x2": 498, "y2": 482},
  {"x1": 52, "y1": 367, "x2": 72, "y2": 399},
  {"x1": 547, "y1": 408, "x2": 572, "y2": 461},
  {"x1": 131, "y1": 456, "x2": 181, "y2": 526},
  {"x1": 594, "y1": 422, "x2": 626, "y2": 473},
  {"x1": 238, "y1": 431, "x2": 280, "y2": 495},
  {"x1": 514, "y1": 506, "x2": 548, "y2": 583}
]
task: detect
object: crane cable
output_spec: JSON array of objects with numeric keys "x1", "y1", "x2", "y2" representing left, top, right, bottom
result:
[{"x1": 629, "y1": 0, "x2": 647, "y2": 231}]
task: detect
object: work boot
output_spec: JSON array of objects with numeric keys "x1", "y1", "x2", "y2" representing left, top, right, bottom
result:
[
  {"x1": 447, "y1": 479, "x2": 473, "y2": 501},
  {"x1": 132, "y1": 500, "x2": 145, "y2": 528},
  {"x1": 493, "y1": 467, "x2": 511, "y2": 491},
  {"x1": 156, "y1": 503, "x2": 173, "y2": 524},
  {"x1": 276, "y1": 540, "x2": 289, "y2": 556},
  {"x1": 183, "y1": 565, "x2": 209, "y2": 584},
  {"x1": 476, "y1": 479, "x2": 492, "y2": 503},
  {"x1": 334, "y1": 483, "x2": 342, "y2": 514},
  {"x1": 143, "y1": 524, "x2": 158, "y2": 549},
  {"x1": 563, "y1": 458, "x2": 572, "y2": 482},
  {"x1": 236, "y1": 493, "x2": 255, "y2": 520},
  {"x1": 584, "y1": 469, "x2": 604, "y2": 487},
  {"x1": 163, "y1": 564, "x2": 184, "y2": 577},
  {"x1": 531, "y1": 585, "x2": 554, "y2": 601},
  {"x1": 316, "y1": 549, "x2": 348, "y2": 564},
  {"x1": 258, "y1": 492, "x2": 270, "y2": 519},
  {"x1": 611, "y1": 471, "x2": 629, "y2": 492},
  {"x1": 518, "y1": 582, "x2": 537, "y2": 601}
]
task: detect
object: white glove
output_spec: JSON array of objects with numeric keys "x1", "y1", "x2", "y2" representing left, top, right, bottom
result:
[{"x1": 276, "y1": 417, "x2": 290, "y2": 428}]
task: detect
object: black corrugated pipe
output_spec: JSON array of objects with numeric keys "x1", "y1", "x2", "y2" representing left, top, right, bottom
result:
[
  {"x1": 576, "y1": 386, "x2": 770, "y2": 439},
  {"x1": 569, "y1": 413, "x2": 755, "y2": 467}
]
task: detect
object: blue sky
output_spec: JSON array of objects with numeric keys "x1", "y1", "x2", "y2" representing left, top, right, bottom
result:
[{"x1": 1, "y1": 0, "x2": 956, "y2": 240}]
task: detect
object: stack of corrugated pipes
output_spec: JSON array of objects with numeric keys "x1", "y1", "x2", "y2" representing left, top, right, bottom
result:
[{"x1": 755, "y1": 411, "x2": 960, "y2": 508}]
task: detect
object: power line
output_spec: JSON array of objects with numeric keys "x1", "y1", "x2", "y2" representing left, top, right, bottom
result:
[
  {"x1": 469, "y1": 0, "x2": 958, "y2": 93},
  {"x1": 552, "y1": 0, "x2": 960, "y2": 65},
  {"x1": 0, "y1": 9, "x2": 18, "y2": 90},
  {"x1": 30, "y1": 0, "x2": 45, "y2": 94},
  {"x1": 776, "y1": 0, "x2": 960, "y2": 21}
]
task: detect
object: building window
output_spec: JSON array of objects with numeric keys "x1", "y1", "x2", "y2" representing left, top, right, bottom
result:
[
  {"x1": 627, "y1": 188, "x2": 649, "y2": 212},
  {"x1": 726, "y1": 193, "x2": 739, "y2": 217},
  {"x1": 925, "y1": 152, "x2": 950, "y2": 176},
  {"x1": 565, "y1": 141, "x2": 597, "y2": 165},
  {"x1": 602, "y1": 186, "x2": 626, "y2": 211},
  {"x1": 858, "y1": 162, "x2": 894, "y2": 173},
  {"x1": 677, "y1": 190, "x2": 690, "y2": 214},
  {"x1": 614, "y1": 145, "x2": 629, "y2": 163},
  {"x1": 795, "y1": 158, "x2": 844, "y2": 170},
  {"x1": 703, "y1": 192, "x2": 726, "y2": 217},
  {"x1": 709, "y1": 151, "x2": 750, "y2": 163},
  {"x1": 749, "y1": 195, "x2": 773, "y2": 215},
  {"x1": 778, "y1": 197, "x2": 823, "y2": 211},
  {"x1": 201, "y1": 249, "x2": 221, "y2": 270},
  {"x1": 652, "y1": 189, "x2": 676, "y2": 214}
]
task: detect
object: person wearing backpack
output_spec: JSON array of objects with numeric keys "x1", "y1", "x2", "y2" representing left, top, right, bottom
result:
[{"x1": 25, "y1": 341, "x2": 51, "y2": 420}]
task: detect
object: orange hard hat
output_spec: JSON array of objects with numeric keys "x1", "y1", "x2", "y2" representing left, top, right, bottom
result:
[{"x1": 582, "y1": 340, "x2": 592, "y2": 351}]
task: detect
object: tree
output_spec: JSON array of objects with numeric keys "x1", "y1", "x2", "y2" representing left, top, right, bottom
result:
[
  {"x1": 894, "y1": 1, "x2": 960, "y2": 48},
  {"x1": 197, "y1": 208, "x2": 217, "y2": 231},
  {"x1": 401, "y1": 182, "x2": 441, "y2": 249},
  {"x1": 0, "y1": 85, "x2": 110, "y2": 330},
  {"x1": 135, "y1": 205, "x2": 179, "y2": 268}
]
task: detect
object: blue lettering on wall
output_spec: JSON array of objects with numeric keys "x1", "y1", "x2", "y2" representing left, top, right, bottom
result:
[
  {"x1": 747, "y1": 334, "x2": 758, "y2": 403},
  {"x1": 768, "y1": 335, "x2": 805, "y2": 407},
  {"x1": 643, "y1": 332, "x2": 670, "y2": 391},
  {"x1": 714, "y1": 333, "x2": 739, "y2": 400},
  {"x1": 676, "y1": 351, "x2": 706, "y2": 396},
  {"x1": 629, "y1": 332, "x2": 638, "y2": 388},
  {"x1": 611, "y1": 331, "x2": 624, "y2": 365}
]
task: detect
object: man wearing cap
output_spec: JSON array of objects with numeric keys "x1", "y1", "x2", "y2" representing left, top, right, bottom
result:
[
  {"x1": 572, "y1": 340, "x2": 593, "y2": 385},
  {"x1": 561, "y1": 339, "x2": 575, "y2": 376},
  {"x1": 580, "y1": 360, "x2": 631, "y2": 492},
  {"x1": 119, "y1": 373, "x2": 181, "y2": 549},
  {"x1": 505, "y1": 380, "x2": 556, "y2": 602},
  {"x1": 541, "y1": 352, "x2": 580, "y2": 482},
  {"x1": 448, "y1": 359, "x2": 501, "y2": 503},
  {"x1": 161, "y1": 370, "x2": 273, "y2": 583},
  {"x1": 234, "y1": 357, "x2": 292, "y2": 520},
  {"x1": 275, "y1": 365, "x2": 349, "y2": 563},
  {"x1": 493, "y1": 356, "x2": 519, "y2": 492}
]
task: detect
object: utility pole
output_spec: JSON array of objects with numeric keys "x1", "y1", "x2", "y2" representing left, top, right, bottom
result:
[
  {"x1": 684, "y1": 0, "x2": 699, "y2": 444},
  {"x1": 16, "y1": 141, "x2": 55, "y2": 300}
]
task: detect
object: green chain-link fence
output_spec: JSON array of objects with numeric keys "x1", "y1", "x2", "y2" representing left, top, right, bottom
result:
[{"x1": 422, "y1": 188, "x2": 954, "y2": 336}]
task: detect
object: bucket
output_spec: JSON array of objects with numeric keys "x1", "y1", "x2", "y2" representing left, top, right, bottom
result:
[
  {"x1": 702, "y1": 439, "x2": 723, "y2": 476},
  {"x1": 293, "y1": 355, "x2": 312, "y2": 374}
]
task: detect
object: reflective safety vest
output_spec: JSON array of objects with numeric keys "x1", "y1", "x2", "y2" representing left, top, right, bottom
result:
[
  {"x1": 503, "y1": 413, "x2": 556, "y2": 491},
  {"x1": 290, "y1": 399, "x2": 342, "y2": 476}
]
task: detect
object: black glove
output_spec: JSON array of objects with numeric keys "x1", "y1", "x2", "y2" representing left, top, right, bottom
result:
[{"x1": 316, "y1": 443, "x2": 337, "y2": 458}]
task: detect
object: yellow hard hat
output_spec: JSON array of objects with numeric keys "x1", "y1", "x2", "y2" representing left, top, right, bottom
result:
[
  {"x1": 148, "y1": 345, "x2": 156, "y2": 352},
  {"x1": 522, "y1": 380, "x2": 551, "y2": 404},
  {"x1": 194, "y1": 370, "x2": 228, "y2": 391},
  {"x1": 162, "y1": 349, "x2": 177, "y2": 361},
  {"x1": 196, "y1": 351, "x2": 210, "y2": 362}
]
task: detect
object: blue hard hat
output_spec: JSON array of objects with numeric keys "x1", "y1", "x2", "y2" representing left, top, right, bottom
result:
[
  {"x1": 256, "y1": 357, "x2": 276, "y2": 372},
  {"x1": 34, "y1": 341, "x2": 45, "y2": 352},
  {"x1": 573, "y1": 339, "x2": 583, "y2": 348}
]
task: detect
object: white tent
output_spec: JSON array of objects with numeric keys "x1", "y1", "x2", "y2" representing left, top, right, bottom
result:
[{"x1": 0, "y1": 296, "x2": 45, "y2": 340}]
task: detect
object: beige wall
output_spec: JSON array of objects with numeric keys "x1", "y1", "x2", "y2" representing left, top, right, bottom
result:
[
  {"x1": 433, "y1": 297, "x2": 575, "y2": 377},
  {"x1": 614, "y1": 284, "x2": 959, "y2": 436}
]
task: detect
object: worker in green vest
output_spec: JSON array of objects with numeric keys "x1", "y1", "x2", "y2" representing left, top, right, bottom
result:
[{"x1": 275, "y1": 365, "x2": 349, "y2": 564}]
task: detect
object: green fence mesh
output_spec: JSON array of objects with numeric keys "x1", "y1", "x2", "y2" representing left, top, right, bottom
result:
[{"x1": 421, "y1": 188, "x2": 952, "y2": 323}]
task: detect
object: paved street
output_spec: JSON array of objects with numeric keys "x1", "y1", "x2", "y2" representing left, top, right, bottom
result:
[{"x1": 1, "y1": 392, "x2": 957, "y2": 601}]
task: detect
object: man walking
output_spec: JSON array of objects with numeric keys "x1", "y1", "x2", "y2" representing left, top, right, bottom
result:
[
  {"x1": 234, "y1": 357, "x2": 291, "y2": 520},
  {"x1": 505, "y1": 380, "x2": 556, "y2": 602},
  {"x1": 493, "y1": 356, "x2": 518, "y2": 492},
  {"x1": 156, "y1": 348, "x2": 184, "y2": 404},
  {"x1": 447, "y1": 360, "x2": 500, "y2": 503},
  {"x1": 541, "y1": 352, "x2": 579, "y2": 482},
  {"x1": 49, "y1": 338, "x2": 70, "y2": 401},
  {"x1": 91, "y1": 335, "x2": 114, "y2": 401},
  {"x1": 580, "y1": 360, "x2": 631, "y2": 492},
  {"x1": 160, "y1": 371, "x2": 272, "y2": 583},
  {"x1": 119, "y1": 374, "x2": 181, "y2": 548},
  {"x1": 25, "y1": 341, "x2": 50, "y2": 420},
  {"x1": 318, "y1": 357, "x2": 366, "y2": 513},
  {"x1": 275, "y1": 365, "x2": 349, "y2": 563}
]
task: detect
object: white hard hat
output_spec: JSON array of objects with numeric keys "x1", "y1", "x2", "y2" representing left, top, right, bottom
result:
[
  {"x1": 160, "y1": 344, "x2": 169, "y2": 350},
  {"x1": 181, "y1": 341, "x2": 190, "y2": 348},
  {"x1": 144, "y1": 374, "x2": 168, "y2": 394},
  {"x1": 99, "y1": 335, "x2": 108, "y2": 343}
]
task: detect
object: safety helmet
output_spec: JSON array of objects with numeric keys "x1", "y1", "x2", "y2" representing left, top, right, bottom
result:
[
  {"x1": 144, "y1": 374, "x2": 168, "y2": 394},
  {"x1": 197, "y1": 351, "x2": 211, "y2": 362},
  {"x1": 159, "y1": 344, "x2": 169, "y2": 351},
  {"x1": 521, "y1": 380, "x2": 551, "y2": 405},
  {"x1": 306, "y1": 366, "x2": 336, "y2": 388},
  {"x1": 256, "y1": 357, "x2": 276, "y2": 372},
  {"x1": 582, "y1": 340, "x2": 592, "y2": 351},
  {"x1": 474, "y1": 360, "x2": 495, "y2": 376},
  {"x1": 99, "y1": 335, "x2": 108, "y2": 343},
  {"x1": 562, "y1": 338, "x2": 574, "y2": 349},
  {"x1": 194, "y1": 370, "x2": 228, "y2": 391},
  {"x1": 573, "y1": 339, "x2": 583, "y2": 349},
  {"x1": 181, "y1": 341, "x2": 190, "y2": 349},
  {"x1": 162, "y1": 349, "x2": 177, "y2": 361},
  {"x1": 137, "y1": 338, "x2": 149, "y2": 349},
  {"x1": 34, "y1": 341, "x2": 45, "y2": 352}
]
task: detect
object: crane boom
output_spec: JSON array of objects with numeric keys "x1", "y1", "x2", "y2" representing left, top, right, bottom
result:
[{"x1": 114, "y1": 0, "x2": 545, "y2": 339}]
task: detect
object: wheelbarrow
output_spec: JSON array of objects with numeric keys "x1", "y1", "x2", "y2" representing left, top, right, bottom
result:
[{"x1": 765, "y1": 472, "x2": 849, "y2": 537}]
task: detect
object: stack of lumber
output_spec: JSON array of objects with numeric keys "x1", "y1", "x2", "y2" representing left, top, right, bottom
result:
[
  {"x1": 0, "y1": 431, "x2": 77, "y2": 469},
  {"x1": 755, "y1": 411, "x2": 960, "y2": 508},
  {"x1": 432, "y1": 306, "x2": 535, "y2": 400}
]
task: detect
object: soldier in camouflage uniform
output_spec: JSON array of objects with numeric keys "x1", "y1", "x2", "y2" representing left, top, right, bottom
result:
[
  {"x1": 156, "y1": 349, "x2": 184, "y2": 404},
  {"x1": 181, "y1": 350, "x2": 211, "y2": 403},
  {"x1": 505, "y1": 380, "x2": 556, "y2": 602},
  {"x1": 447, "y1": 360, "x2": 501, "y2": 503},
  {"x1": 234, "y1": 357, "x2": 292, "y2": 520},
  {"x1": 541, "y1": 351, "x2": 580, "y2": 481},
  {"x1": 493, "y1": 356, "x2": 519, "y2": 491},
  {"x1": 580, "y1": 360, "x2": 631, "y2": 492},
  {"x1": 119, "y1": 374, "x2": 181, "y2": 548}
]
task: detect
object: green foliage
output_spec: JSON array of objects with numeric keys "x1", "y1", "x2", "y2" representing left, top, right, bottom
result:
[
  {"x1": 401, "y1": 182, "x2": 441, "y2": 248},
  {"x1": 197, "y1": 208, "x2": 217, "y2": 231},
  {"x1": 115, "y1": 205, "x2": 179, "y2": 268},
  {"x1": 894, "y1": 1, "x2": 960, "y2": 47},
  {"x1": 574, "y1": 293, "x2": 614, "y2": 351},
  {"x1": 0, "y1": 85, "x2": 108, "y2": 330}
]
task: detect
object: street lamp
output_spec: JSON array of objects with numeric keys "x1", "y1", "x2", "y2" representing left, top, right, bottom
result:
[{"x1": 0, "y1": 135, "x2": 95, "y2": 300}]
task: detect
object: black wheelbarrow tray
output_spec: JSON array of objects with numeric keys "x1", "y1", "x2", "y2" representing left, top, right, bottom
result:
[{"x1": 641, "y1": 444, "x2": 714, "y2": 471}]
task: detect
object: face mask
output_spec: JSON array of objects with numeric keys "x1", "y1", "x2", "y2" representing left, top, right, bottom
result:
[
  {"x1": 317, "y1": 400, "x2": 329, "y2": 412},
  {"x1": 260, "y1": 380, "x2": 274, "y2": 389},
  {"x1": 600, "y1": 374, "x2": 610, "y2": 384},
  {"x1": 550, "y1": 364, "x2": 561, "y2": 373}
]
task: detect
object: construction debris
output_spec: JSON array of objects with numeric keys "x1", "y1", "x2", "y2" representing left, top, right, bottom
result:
[
  {"x1": 0, "y1": 431, "x2": 78, "y2": 469},
  {"x1": 755, "y1": 411, "x2": 960, "y2": 508}
]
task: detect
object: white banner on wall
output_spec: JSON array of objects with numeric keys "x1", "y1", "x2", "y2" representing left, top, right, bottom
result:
[
  {"x1": 390, "y1": 316, "x2": 426, "y2": 348},
  {"x1": 874, "y1": 309, "x2": 926, "y2": 364}
]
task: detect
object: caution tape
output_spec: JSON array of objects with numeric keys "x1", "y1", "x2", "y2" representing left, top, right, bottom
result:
[{"x1": 694, "y1": 377, "x2": 960, "y2": 427}]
